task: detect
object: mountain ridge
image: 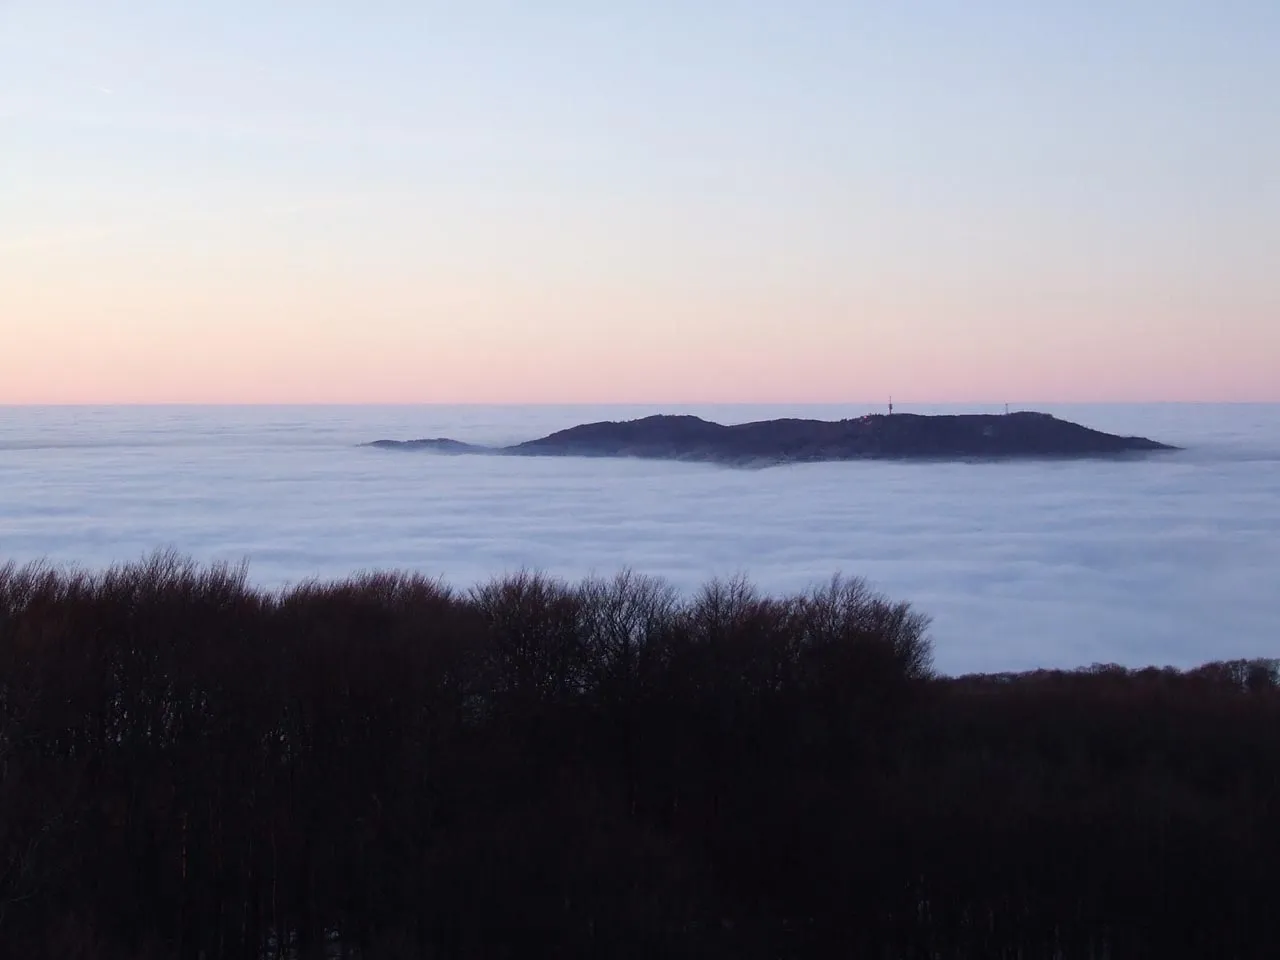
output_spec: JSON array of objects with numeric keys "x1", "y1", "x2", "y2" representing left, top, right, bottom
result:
[{"x1": 368, "y1": 411, "x2": 1178, "y2": 465}]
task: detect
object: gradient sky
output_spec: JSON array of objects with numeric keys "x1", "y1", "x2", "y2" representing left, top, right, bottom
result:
[{"x1": 2, "y1": 1, "x2": 1277, "y2": 404}]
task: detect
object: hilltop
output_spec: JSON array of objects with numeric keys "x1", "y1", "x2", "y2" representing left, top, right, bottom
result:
[{"x1": 369, "y1": 411, "x2": 1177, "y2": 465}]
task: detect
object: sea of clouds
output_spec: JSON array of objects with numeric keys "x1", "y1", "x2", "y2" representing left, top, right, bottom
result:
[{"x1": 1, "y1": 402, "x2": 1276, "y2": 675}]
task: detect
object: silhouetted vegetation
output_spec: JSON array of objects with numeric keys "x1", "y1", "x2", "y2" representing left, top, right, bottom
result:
[{"x1": 1, "y1": 552, "x2": 1276, "y2": 957}]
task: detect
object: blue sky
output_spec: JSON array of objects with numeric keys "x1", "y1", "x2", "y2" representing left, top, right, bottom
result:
[{"x1": 2, "y1": 1, "x2": 1277, "y2": 402}]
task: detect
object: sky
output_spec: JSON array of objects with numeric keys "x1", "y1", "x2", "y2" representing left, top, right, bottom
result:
[{"x1": 2, "y1": 1, "x2": 1277, "y2": 404}]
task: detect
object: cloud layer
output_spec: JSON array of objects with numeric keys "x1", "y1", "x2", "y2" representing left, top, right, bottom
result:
[{"x1": 1, "y1": 403, "x2": 1276, "y2": 674}]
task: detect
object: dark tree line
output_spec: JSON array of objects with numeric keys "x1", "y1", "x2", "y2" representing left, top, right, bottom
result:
[{"x1": 1, "y1": 551, "x2": 1277, "y2": 958}]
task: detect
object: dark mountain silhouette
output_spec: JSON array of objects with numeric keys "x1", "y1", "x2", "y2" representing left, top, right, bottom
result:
[{"x1": 369, "y1": 411, "x2": 1177, "y2": 464}]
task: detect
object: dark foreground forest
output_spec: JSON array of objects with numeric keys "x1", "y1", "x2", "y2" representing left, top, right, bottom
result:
[{"x1": 2, "y1": 554, "x2": 1277, "y2": 959}]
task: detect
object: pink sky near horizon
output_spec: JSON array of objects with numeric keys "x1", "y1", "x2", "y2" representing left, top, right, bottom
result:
[
  {"x1": 3, "y1": 273, "x2": 1275, "y2": 405},
  {"x1": 3, "y1": 215, "x2": 1274, "y2": 404},
  {"x1": 3, "y1": 3, "x2": 1277, "y2": 405}
]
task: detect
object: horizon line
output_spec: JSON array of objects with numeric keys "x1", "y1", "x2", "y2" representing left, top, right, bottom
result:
[{"x1": 1, "y1": 399, "x2": 1274, "y2": 409}]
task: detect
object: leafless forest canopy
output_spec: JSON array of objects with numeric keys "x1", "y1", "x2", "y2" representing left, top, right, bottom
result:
[{"x1": 2, "y1": 552, "x2": 1277, "y2": 957}]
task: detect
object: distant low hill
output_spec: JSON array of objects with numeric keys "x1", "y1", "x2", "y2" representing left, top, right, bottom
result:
[{"x1": 368, "y1": 411, "x2": 1178, "y2": 465}]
